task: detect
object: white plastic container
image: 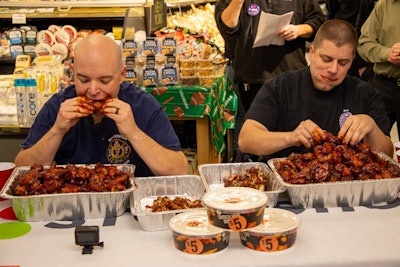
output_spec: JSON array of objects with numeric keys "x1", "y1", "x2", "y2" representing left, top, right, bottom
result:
[
  {"x1": 239, "y1": 208, "x2": 301, "y2": 252},
  {"x1": 169, "y1": 210, "x2": 231, "y2": 254},
  {"x1": 202, "y1": 187, "x2": 268, "y2": 232}
]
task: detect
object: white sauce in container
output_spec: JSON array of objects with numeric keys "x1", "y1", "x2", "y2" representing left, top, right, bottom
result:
[
  {"x1": 202, "y1": 187, "x2": 268, "y2": 212},
  {"x1": 249, "y1": 208, "x2": 301, "y2": 233},
  {"x1": 169, "y1": 210, "x2": 224, "y2": 236}
]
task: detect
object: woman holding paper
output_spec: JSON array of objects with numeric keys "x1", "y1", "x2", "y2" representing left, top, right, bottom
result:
[{"x1": 215, "y1": 0, "x2": 325, "y2": 161}]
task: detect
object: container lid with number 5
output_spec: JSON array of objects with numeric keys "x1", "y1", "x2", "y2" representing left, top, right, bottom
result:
[
  {"x1": 169, "y1": 210, "x2": 230, "y2": 254},
  {"x1": 239, "y1": 208, "x2": 301, "y2": 252},
  {"x1": 201, "y1": 187, "x2": 268, "y2": 231}
]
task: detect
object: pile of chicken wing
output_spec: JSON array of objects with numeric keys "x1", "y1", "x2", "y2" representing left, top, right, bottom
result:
[
  {"x1": 13, "y1": 163, "x2": 131, "y2": 196},
  {"x1": 223, "y1": 167, "x2": 270, "y2": 191},
  {"x1": 145, "y1": 196, "x2": 203, "y2": 212},
  {"x1": 274, "y1": 131, "x2": 400, "y2": 184}
]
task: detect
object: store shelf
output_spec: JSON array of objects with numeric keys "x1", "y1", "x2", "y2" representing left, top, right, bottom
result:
[
  {"x1": 0, "y1": 57, "x2": 14, "y2": 75},
  {"x1": 0, "y1": 6, "x2": 144, "y2": 19},
  {"x1": 0, "y1": 0, "x2": 215, "y2": 9},
  {"x1": 0, "y1": 0, "x2": 149, "y2": 8},
  {"x1": 0, "y1": 0, "x2": 148, "y2": 21},
  {"x1": 165, "y1": 0, "x2": 215, "y2": 8},
  {"x1": 0, "y1": 125, "x2": 29, "y2": 136},
  {"x1": 0, "y1": 56, "x2": 14, "y2": 64}
]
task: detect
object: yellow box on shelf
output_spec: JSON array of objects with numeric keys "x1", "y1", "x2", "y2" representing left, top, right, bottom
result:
[{"x1": 15, "y1": 54, "x2": 32, "y2": 69}]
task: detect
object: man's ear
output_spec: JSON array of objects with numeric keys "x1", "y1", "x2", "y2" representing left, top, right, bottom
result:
[
  {"x1": 120, "y1": 65, "x2": 127, "y2": 83},
  {"x1": 309, "y1": 44, "x2": 314, "y2": 53},
  {"x1": 309, "y1": 44, "x2": 315, "y2": 58}
]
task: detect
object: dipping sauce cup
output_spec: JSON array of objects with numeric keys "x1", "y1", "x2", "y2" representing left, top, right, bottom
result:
[
  {"x1": 239, "y1": 208, "x2": 301, "y2": 252},
  {"x1": 202, "y1": 187, "x2": 268, "y2": 232},
  {"x1": 169, "y1": 210, "x2": 230, "y2": 254}
]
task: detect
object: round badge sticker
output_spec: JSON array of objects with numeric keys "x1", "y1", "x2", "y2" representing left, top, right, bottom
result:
[
  {"x1": 339, "y1": 111, "x2": 353, "y2": 128},
  {"x1": 185, "y1": 238, "x2": 204, "y2": 254},
  {"x1": 260, "y1": 236, "x2": 279, "y2": 251},
  {"x1": 247, "y1": 4, "x2": 260, "y2": 16},
  {"x1": 228, "y1": 214, "x2": 247, "y2": 232}
]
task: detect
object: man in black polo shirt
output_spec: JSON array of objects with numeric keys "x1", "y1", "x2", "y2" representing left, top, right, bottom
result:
[{"x1": 239, "y1": 20, "x2": 393, "y2": 161}]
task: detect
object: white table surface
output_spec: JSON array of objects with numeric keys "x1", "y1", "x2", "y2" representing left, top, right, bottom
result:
[{"x1": 1, "y1": 197, "x2": 400, "y2": 267}]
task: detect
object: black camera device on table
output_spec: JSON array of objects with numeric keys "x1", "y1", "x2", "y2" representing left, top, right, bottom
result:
[{"x1": 75, "y1": 225, "x2": 104, "y2": 255}]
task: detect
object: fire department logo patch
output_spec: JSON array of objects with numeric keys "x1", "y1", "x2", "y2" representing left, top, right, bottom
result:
[{"x1": 106, "y1": 135, "x2": 131, "y2": 164}]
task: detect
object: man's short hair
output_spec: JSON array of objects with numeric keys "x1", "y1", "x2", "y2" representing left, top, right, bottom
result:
[{"x1": 313, "y1": 19, "x2": 358, "y2": 56}]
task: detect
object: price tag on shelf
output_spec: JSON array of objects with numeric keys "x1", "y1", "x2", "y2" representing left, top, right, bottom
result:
[{"x1": 12, "y1": 13, "x2": 26, "y2": 24}]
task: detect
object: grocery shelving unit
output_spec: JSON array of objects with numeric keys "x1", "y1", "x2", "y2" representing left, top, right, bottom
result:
[
  {"x1": 0, "y1": 0, "x2": 223, "y2": 166},
  {"x1": 0, "y1": 1, "x2": 148, "y2": 73},
  {"x1": 0, "y1": 1, "x2": 146, "y2": 32}
]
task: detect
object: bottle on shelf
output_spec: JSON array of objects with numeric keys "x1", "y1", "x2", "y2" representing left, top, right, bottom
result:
[
  {"x1": 14, "y1": 78, "x2": 28, "y2": 127},
  {"x1": 14, "y1": 78, "x2": 39, "y2": 127},
  {"x1": 25, "y1": 78, "x2": 38, "y2": 126}
]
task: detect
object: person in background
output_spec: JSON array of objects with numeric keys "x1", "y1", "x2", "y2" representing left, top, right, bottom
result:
[
  {"x1": 14, "y1": 34, "x2": 188, "y2": 177},
  {"x1": 215, "y1": 11, "x2": 245, "y2": 162},
  {"x1": 325, "y1": 0, "x2": 362, "y2": 78},
  {"x1": 239, "y1": 19, "x2": 393, "y2": 161},
  {"x1": 326, "y1": 0, "x2": 361, "y2": 26},
  {"x1": 215, "y1": 0, "x2": 325, "y2": 161},
  {"x1": 358, "y1": 0, "x2": 400, "y2": 139},
  {"x1": 353, "y1": 0, "x2": 378, "y2": 81}
]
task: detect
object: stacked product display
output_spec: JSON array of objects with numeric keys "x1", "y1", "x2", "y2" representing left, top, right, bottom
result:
[
  {"x1": 0, "y1": 76, "x2": 15, "y2": 125},
  {"x1": 122, "y1": 36, "x2": 180, "y2": 87},
  {"x1": 122, "y1": 33, "x2": 223, "y2": 88}
]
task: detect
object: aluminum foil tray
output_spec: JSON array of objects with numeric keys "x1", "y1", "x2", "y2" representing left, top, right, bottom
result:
[
  {"x1": 0, "y1": 164, "x2": 136, "y2": 222},
  {"x1": 130, "y1": 175, "x2": 206, "y2": 231},
  {"x1": 197, "y1": 162, "x2": 286, "y2": 208},
  {"x1": 268, "y1": 156, "x2": 400, "y2": 208}
]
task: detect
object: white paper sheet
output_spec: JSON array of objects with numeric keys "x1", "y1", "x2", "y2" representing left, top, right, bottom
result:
[{"x1": 253, "y1": 11, "x2": 294, "y2": 48}]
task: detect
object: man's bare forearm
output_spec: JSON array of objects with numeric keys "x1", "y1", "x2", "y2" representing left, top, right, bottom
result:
[{"x1": 14, "y1": 127, "x2": 65, "y2": 166}]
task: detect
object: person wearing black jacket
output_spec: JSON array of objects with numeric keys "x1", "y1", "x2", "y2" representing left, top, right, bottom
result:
[
  {"x1": 215, "y1": 0, "x2": 325, "y2": 161},
  {"x1": 326, "y1": 0, "x2": 361, "y2": 26},
  {"x1": 215, "y1": 0, "x2": 324, "y2": 109},
  {"x1": 326, "y1": 0, "x2": 362, "y2": 78},
  {"x1": 354, "y1": 0, "x2": 378, "y2": 81}
]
